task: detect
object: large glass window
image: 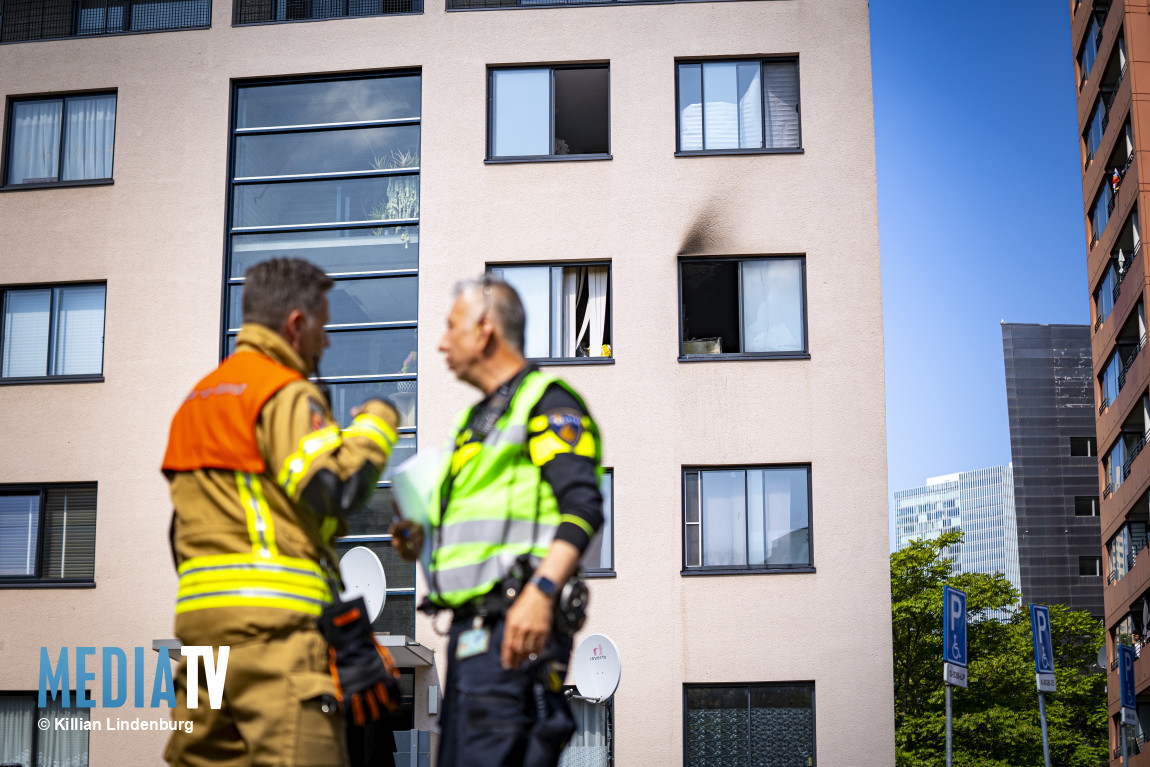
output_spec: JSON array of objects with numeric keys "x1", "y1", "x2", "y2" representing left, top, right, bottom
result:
[
  {"x1": 0, "y1": 485, "x2": 97, "y2": 584},
  {"x1": 684, "y1": 683, "x2": 815, "y2": 767},
  {"x1": 226, "y1": 72, "x2": 420, "y2": 638},
  {"x1": 487, "y1": 263, "x2": 612, "y2": 360},
  {"x1": 0, "y1": 694, "x2": 89, "y2": 766},
  {"x1": 581, "y1": 470, "x2": 613, "y2": 574},
  {"x1": 680, "y1": 256, "x2": 806, "y2": 359},
  {"x1": 683, "y1": 466, "x2": 812, "y2": 573},
  {"x1": 488, "y1": 66, "x2": 610, "y2": 160},
  {"x1": 1, "y1": 284, "x2": 106, "y2": 381},
  {"x1": 5, "y1": 93, "x2": 116, "y2": 187},
  {"x1": 677, "y1": 59, "x2": 799, "y2": 154}
]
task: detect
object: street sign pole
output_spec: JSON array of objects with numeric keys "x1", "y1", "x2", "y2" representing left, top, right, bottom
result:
[
  {"x1": 1037, "y1": 691, "x2": 1051, "y2": 767},
  {"x1": 1029, "y1": 605, "x2": 1055, "y2": 767},
  {"x1": 942, "y1": 586, "x2": 968, "y2": 767},
  {"x1": 1122, "y1": 721, "x2": 1129, "y2": 767},
  {"x1": 1118, "y1": 643, "x2": 1137, "y2": 767}
]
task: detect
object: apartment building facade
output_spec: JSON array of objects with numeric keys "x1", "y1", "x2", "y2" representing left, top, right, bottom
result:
[
  {"x1": 1075, "y1": 0, "x2": 1150, "y2": 759},
  {"x1": 0, "y1": 0, "x2": 893, "y2": 764},
  {"x1": 1002, "y1": 323, "x2": 1104, "y2": 618}
]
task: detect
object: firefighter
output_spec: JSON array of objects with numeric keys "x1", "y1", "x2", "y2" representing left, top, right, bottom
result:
[
  {"x1": 162, "y1": 258, "x2": 401, "y2": 767},
  {"x1": 391, "y1": 276, "x2": 604, "y2": 767}
]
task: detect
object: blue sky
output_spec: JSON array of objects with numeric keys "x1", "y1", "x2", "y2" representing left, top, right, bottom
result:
[{"x1": 871, "y1": 1, "x2": 1090, "y2": 543}]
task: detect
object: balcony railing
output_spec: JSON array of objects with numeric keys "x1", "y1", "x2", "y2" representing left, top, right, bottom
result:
[
  {"x1": 0, "y1": 0, "x2": 210, "y2": 42},
  {"x1": 1113, "y1": 240, "x2": 1141, "y2": 303},
  {"x1": 234, "y1": 0, "x2": 420, "y2": 24},
  {"x1": 1116, "y1": 335, "x2": 1147, "y2": 391},
  {"x1": 1123, "y1": 431, "x2": 1150, "y2": 480}
]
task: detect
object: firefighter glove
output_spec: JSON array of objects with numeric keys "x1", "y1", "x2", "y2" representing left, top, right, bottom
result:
[{"x1": 317, "y1": 596, "x2": 401, "y2": 726}]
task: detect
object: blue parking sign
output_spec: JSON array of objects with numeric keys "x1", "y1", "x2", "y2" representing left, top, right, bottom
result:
[
  {"x1": 1120, "y1": 644, "x2": 1137, "y2": 711},
  {"x1": 943, "y1": 585, "x2": 968, "y2": 667},
  {"x1": 1030, "y1": 605, "x2": 1055, "y2": 675}
]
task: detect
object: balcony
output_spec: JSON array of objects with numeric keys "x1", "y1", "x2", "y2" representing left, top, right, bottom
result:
[
  {"x1": 0, "y1": 0, "x2": 210, "y2": 42},
  {"x1": 1093, "y1": 218, "x2": 1143, "y2": 359},
  {"x1": 233, "y1": 0, "x2": 420, "y2": 24}
]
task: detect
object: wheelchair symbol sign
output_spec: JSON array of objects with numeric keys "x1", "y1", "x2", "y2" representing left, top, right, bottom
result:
[{"x1": 943, "y1": 586, "x2": 968, "y2": 668}]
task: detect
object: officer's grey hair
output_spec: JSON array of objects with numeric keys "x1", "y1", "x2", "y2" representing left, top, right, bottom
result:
[{"x1": 454, "y1": 276, "x2": 526, "y2": 355}]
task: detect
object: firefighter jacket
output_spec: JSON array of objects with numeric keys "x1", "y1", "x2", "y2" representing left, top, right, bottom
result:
[
  {"x1": 162, "y1": 323, "x2": 398, "y2": 647},
  {"x1": 426, "y1": 369, "x2": 601, "y2": 609}
]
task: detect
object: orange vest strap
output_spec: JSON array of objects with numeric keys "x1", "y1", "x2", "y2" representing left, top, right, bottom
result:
[{"x1": 162, "y1": 352, "x2": 305, "y2": 474}]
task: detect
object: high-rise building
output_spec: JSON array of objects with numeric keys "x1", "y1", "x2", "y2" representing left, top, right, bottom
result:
[
  {"x1": 0, "y1": 0, "x2": 894, "y2": 764},
  {"x1": 1001, "y1": 323, "x2": 1103, "y2": 619},
  {"x1": 1073, "y1": 0, "x2": 1150, "y2": 756},
  {"x1": 894, "y1": 466, "x2": 1021, "y2": 605}
]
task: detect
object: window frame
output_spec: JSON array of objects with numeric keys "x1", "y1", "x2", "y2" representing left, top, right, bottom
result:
[
  {"x1": 0, "y1": 482, "x2": 98, "y2": 588},
  {"x1": 485, "y1": 260, "x2": 614, "y2": 365},
  {"x1": 2, "y1": 90, "x2": 118, "y2": 191},
  {"x1": 681, "y1": 463, "x2": 814, "y2": 576},
  {"x1": 681, "y1": 681, "x2": 817, "y2": 767},
  {"x1": 582, "y1": 468, "x2": 615, "y2": 577},
  {"x1": 674, "y1": 56, "x2": 803, "y2": 157},
  {"x1": 485, "y1": 63, "x2": 612, "y2": 164},
  {"x1": 0, "y1": 691, "x2": 90, "y2": 764},
  {"x1": 1080, "y1": 555, "x2": 1103, "y2": 577},
  {"x1": 677, "y1": 255, "x2": 809, "y2": 362},
  {"x1": 0, "y1": 281, "x2": 107, "y2": 385}
]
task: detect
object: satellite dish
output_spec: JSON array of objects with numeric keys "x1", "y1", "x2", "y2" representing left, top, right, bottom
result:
[
  {"x1": 339, "y1": 546, "x2": 387, "y2": 623},
  {"x1": 572, "y1": 633, "x2": 621, "y2": 703}
]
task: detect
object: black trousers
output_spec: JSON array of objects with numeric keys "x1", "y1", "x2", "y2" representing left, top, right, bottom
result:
[{"x1": 437, "y1": 616, "x2": 575, "y2": 767}]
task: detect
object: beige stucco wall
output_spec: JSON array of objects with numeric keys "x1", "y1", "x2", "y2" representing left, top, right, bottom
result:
[{"x1": 0, "y1": 0, "x2": 894, "y2": 763}]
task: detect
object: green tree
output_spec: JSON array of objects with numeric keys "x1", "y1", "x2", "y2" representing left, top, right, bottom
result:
[{"x1": 892, "y1": 531, "x2": 1108, "y2": 766}]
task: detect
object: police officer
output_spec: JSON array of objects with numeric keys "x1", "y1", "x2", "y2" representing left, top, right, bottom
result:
[
  {"x1": 392, "y1": 276, "x2": 604, "y2": 767},
  {"x1": 162, "y1": 258, "x2": 401, "y2": 767}
]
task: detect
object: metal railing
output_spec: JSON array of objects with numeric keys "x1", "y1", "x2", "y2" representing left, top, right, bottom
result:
[
  {"x1": 0, "y1": 0, "x2": 210, "y2": 42},
  {"x1": 1102, "y1": 396, "x2": 1111, "y2": 415},
  {"x1": 1123, "y1": 431, "x2": 1150, "y2": 480},
  {"x1": 1116, "y1": 334, "x2": 1147, "y2": 391},
  {"x1": 1127, "y1": 533, "x2": 1150, "y2": 572},
  {"x1": 1112, "y1": 240, "x2": 1141, "y2": 303}
]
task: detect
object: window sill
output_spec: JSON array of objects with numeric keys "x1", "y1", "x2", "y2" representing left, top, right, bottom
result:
[
  {"x1": 675, "y1": 148, "x2": 803, "y2": 158},
  {"x1": 485, "y1": 154, "x2": 612, "y2": 165},
  {"x1": 0, "y1": 580, "x2": 95, "y2": 589},
  {"x1": 532, "y1": 357, "x2": 614, "y2": 367},
  {"x1": 583, "y1": 571, "x2": 616, "y2": 579},
  {"x1": 1, "y1": 179, "x2": 114, "y2": 192},
  {"x1": 681, "y1": 566, "x2": 814, "y2": 577},
  {"x1": 0, "y1": 375, "x2": 104, "y2": 386},
  {"x1": 678, "y1": 353, "x2": 809, "y2": 363}
]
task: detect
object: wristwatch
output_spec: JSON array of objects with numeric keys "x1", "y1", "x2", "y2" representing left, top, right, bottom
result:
[{"x1": 529, "y1": 574, "x2": 558, "y2": 599}]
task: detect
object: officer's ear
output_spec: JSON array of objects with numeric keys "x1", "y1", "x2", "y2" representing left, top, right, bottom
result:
[{"x1": 282, "y1": 308, "x2": 307, "y2": 352}]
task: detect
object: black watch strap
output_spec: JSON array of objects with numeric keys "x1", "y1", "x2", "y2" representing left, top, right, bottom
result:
[{"x1": 529, "y1": 574, "x2": 558, "y2": 599}]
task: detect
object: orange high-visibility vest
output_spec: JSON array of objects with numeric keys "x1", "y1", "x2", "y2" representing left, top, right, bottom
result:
[{"x1": 162, "y1": 351, "x2": 304, "y2": 474}]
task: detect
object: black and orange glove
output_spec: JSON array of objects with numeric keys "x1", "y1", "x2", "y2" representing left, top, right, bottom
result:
[{"x1": 317, "y1": 596, "x2": 401, "y2": 726}]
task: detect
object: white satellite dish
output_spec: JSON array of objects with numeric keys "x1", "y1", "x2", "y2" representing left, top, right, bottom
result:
[
  {"x1": 572, "y1": 633, "x2": 621, "y2": 703},
  {"x1": 339, "y1": 546, "x2": 387, "y2": 623}
]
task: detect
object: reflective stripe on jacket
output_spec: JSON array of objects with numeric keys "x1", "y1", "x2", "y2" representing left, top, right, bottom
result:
[{"x1": 427, "y1": 370, "x2": 601, "y2": 608}]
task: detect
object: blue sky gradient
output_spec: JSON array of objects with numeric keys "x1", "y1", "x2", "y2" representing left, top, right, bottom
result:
[{"x1": 871, "y1": 1, "x2": 1092, "y2": 542}]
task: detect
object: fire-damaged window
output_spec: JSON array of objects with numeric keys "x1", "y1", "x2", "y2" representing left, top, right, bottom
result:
[
  {"x1": 679, "y1": 256, "x2": 807, "y2": 359},
  {"x1": 487, "y1": 263, "x2": 612, "y2": 360},
  {"x1": 488, "y1": 65, "x2": 610, "y2": 161}
]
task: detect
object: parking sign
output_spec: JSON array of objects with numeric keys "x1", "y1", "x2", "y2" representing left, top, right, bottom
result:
[
  {"x1": 1030, "y1": 605, "x2": 1054, "y2": 674},
  {"x1": 943, "y1": 586, "x2": 968, "y2": 667},
  {"x1": 1120, "y1": 643, "x2": 1137, "y2": 722}
]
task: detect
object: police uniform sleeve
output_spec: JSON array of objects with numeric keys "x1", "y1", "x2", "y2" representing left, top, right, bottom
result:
[
  {"x1": 258, "y1": 380, "x2": 399, "y2": 520},
  {"x1": 527, "y1": 383, "x2": 603, "y2": 554}
]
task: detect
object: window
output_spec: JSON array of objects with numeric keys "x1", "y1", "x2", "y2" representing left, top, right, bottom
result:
[
  {"x1": 1, "y1": 284, "x2": 106, "y2": 382},
  {"x1": 487, "y1": 263, "x2": 612, "y2": 360},
  {"x1": 1084, "y1": 90, "x2": 1114, "y2": 169},
  {"x1": 234, "y1": 0, "x2": 420, "y2": 25},
  {"x1": 226, "y1": 73, "x2": 421, "y2": 638},
  {"x1": 683, "y1": 466, "x2": 811, "y2": 573},
  {"x1": 1075, "y1": 496, "x2": 1100, "y2": 516},
  {"x1": 5, "y1": 93, "x2": 116, "y2": 186},
  {"x1": 581, "y1": 470, "x2": 613, "y2": 574},
  {"x1": 683, "y1": 683, "x2": 814, "y2": 767},
  {"x1": 1092, "y1": 184, "x2": 1113, "y2": 245},
  {"x1": 1071, "y1": 437, "x2": 1097, "y2": 457},
  {"x1": 679, "y1": 256, "x2": 806, "y2": 359},
  {"x1": 1080, "y1": 556, "x2": 1103, "y2": 576},
  {"x1": 1079, "y1": 12, "x2": 1103, "y2": 87},
  {"x1": 0, "y1": 693, "x2": 89, "y2": 766},
  {"x1": 0, "y1": 0, "x2": 208, "y2": 42},
  {"x1": 677, "y1": 59, "x2": 800, "y2": 154},
  {"x1": 561, "y1": 690, "x2": 613, "y2": 767},
  {"x1": 0, "y1": 484, "x2": 97, "y2": 585},
  {"x1": 488, "y1": 66, "x2": 609, "y2": 160}
]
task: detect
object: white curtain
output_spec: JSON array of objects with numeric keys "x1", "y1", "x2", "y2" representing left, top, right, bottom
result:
[
  {"x1": 742, "y1": 260, "x2": 803, "y2": 352},
  {"x1": 678, "y1": 64, "x2": 703, "y2": 151},
  {"x1": 36, "y1": 699, "x2": 89, "y2": 767},
  {"x1": 701, "y1": 470, "x2": 746, "y2": 566},
  {"x1": 51, "y1": 286, "x2": 106, "y2": 376},
  {"x1": 562, "y1": 268, "x2": 585, "y2": 357},
  {"x1": 702, "y1": 63, "x2": 740, "y2": 150},
  {"x1": 8, "y1": 101, "x2": 62, "y2": 185},
  {"x1": 63, "y1": 94, "x2": 117, "y2": 181},
  {"x1": 764, "y1": 61, "x2": 800, "y2": 149},
  {"x1": 585, "y1": 267, "x2": 607, "y2": 357},
  {"x1": 559, "y1": 699, "x2": 610, "y2": 767},
  {"x1": 2, "y1": 289, "x2": 51, "y2": 378},
  {"x1": 0, "y1": 696, "x2": 34, "y2": 767}
]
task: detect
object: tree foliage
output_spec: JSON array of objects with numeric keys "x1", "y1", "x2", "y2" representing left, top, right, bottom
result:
[{"x1": 892, "y1": 531, "x2": 1108, "y2": 766}]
